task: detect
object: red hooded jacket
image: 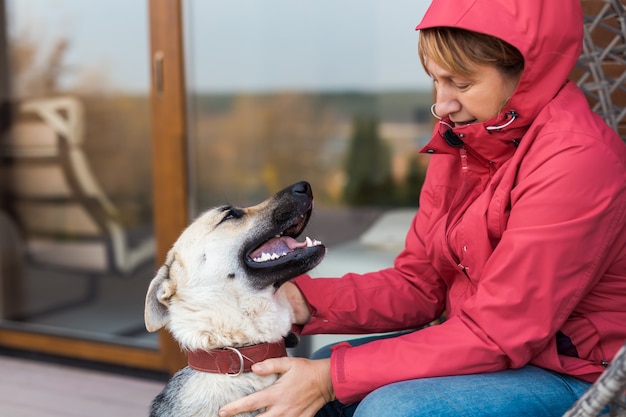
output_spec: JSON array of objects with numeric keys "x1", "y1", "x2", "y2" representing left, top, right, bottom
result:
[{"x1": 294, "y1": 0, "x2": 626, "y2": 405}]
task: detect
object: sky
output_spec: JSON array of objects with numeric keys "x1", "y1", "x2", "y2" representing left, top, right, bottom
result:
[{"x1": 8, "y1": 0, "x2": 432, "y2": 93}]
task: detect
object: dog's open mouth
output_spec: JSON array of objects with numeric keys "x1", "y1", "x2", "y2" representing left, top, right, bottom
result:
[
  {"x1": 245, "y1": 208, "x2": 324, "y2": 269},
  {"x1": 250, "y1": 235, "x2": 322, "y2": 263},
  {"x1": 240, "y1": 181, "x2": 326, "y2": 289}
]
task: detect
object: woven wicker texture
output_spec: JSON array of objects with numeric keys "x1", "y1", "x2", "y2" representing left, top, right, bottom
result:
[{"x1": 573, "y1": 0, "x2": 626, "y2": 139}]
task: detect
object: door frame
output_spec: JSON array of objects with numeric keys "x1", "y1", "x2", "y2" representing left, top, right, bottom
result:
[{"x1": 148, "y1": 0, "x2": 189, "y2": 374}]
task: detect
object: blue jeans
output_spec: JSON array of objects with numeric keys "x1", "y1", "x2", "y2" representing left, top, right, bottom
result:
[{"x1": 312, "y1": 334, "x2": 591, "y2": 417}]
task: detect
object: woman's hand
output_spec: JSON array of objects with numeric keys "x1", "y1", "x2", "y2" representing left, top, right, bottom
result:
[
  {"x1": 218, "y1": 282, "x2": 328, "y2": 416},
  {"x1": 218, "y1": 357, "x2": 335, "y2": 417},
  {"x1": 279, "y1": 282, "x2": 311, "y2": 325}
]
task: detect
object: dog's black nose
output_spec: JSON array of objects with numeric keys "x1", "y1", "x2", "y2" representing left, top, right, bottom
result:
[{"x1": 291, "y1": 181, "x2": 312, "y2": 198}]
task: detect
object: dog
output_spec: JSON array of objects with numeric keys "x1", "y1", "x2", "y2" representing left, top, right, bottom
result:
[{"x1": 144, "y1": 181, "x2": 325, "y2": 416}]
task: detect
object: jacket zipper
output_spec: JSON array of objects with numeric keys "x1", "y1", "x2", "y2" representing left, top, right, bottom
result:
[
  {"x1": 446, "y1": 148, "x2": 471, "y2": 278},
  {"x1": 459, "y1": 148, "x2": 469, "y2": 172},
  {"x1": 444, "y1": 142, "x2": 493, "y2": 280}
]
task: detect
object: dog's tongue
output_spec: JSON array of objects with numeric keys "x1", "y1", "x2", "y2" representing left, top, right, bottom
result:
[{"x1": 250, "y1": 237, "x2": 306, "y2": 260}]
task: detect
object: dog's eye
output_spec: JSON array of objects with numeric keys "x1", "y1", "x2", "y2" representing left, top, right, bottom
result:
[
  {"x1": 218, "y1": 206, "x2": 244, "y2": 224},
  {"x1": 224, "y1": 210, "x2": 242, "y2": 220}
]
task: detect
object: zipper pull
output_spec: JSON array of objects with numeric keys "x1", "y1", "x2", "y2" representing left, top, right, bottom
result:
[
  {"x1": 459, "y1": 148, "x2": 469, "y2": 173},
  {"x1": 601, "y1": 360, "x2": 609, "y2": 368},
  {"x1": 458, "y1": 263, "x2": 470, "y2": 279}
]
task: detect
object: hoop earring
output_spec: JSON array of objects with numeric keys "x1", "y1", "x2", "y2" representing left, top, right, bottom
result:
[{"x1": 430, "y1": 104, "x2": 442, "y2": 120}]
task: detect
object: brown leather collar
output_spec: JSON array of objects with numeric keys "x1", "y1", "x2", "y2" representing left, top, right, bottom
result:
[{"x1": 187, "y1": 339, "x2": 287, "y2": 376}]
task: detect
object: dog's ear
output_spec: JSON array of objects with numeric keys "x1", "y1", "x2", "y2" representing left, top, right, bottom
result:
[{"x1": 144, "y1": 252, "x2": 177, "y2": 332}]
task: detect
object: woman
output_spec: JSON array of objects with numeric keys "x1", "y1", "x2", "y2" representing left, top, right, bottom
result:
[{"x1": 219, "y1": 0, "x2": 626, "y2": 416}]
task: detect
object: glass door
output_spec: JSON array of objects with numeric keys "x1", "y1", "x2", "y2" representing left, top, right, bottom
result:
[{"x1": 0, "y1": 0, "x2": 171, "y2": 370}]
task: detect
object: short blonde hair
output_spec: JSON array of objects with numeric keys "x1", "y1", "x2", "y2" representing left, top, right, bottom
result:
[{"x1": 418, "y1": 27, "x2": 524, "y2": 78}]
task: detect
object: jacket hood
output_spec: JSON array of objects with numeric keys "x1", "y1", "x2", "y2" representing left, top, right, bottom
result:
[{"x1": 416, "y1": 0, "x2": 584, "y2": 162}]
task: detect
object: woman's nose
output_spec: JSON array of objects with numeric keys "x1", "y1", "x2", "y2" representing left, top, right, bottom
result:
[{"x1": 434, "y1": 89, "x2": 461, "y2": 118}]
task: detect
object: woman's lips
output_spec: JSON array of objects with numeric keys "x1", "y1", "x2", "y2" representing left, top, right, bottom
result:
[{"x1": 453, "y1": 119, "x2": 477, "y2": 126}]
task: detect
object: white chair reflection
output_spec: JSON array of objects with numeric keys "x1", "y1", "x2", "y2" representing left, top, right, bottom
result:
[{"x1": 0, "y1": 96, "x2": 154, "y2": 316}]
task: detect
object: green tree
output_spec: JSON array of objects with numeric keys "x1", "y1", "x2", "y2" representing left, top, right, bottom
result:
[
  {"x1": 395, "y1": 154, "x2": 426, "y2": 207},
  {"x1": 343, "y1": 116, "x2": 395, "y2": 206}
]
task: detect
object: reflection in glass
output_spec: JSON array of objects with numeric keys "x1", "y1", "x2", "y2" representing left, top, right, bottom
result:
[
  {"x1": 185, "y1": 1, "x2": 432, "y2": 249},
  {"x1": 0, "y1": 0, "x2": 155, "y2": 348}
]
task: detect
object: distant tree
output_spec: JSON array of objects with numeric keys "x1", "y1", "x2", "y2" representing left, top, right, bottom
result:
[
  {"x1": 395, "y1": 154, "x2": 426, "y2": 207},
  {"x1": 343, "y1": 116, "x2": 395, "y2": 206},
  {"x1": 193, "y1": 93, "x2": 336, "y2": 207}
]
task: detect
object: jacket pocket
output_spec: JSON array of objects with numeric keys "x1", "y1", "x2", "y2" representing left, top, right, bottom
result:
[{"x1": 559, "y1": 316, "x2": 607, "y2": 365}]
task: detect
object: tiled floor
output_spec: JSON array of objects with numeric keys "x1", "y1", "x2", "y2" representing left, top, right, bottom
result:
[{"x1": 0, "y1": 354, "x2": 166, "y2": 417}]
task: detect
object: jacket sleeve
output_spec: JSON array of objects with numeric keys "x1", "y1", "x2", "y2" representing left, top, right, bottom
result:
[
  {"x1": 298, "y1": 127, "x2": 626, "y2": 404},
  {"x1": 294, "y1": 208, "x2": 448, "y2": 335}
]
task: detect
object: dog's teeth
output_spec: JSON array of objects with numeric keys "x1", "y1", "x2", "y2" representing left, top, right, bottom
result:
[
  {"x1": 252, "y1": 238, "x2": 322, "y2": 263},
  {"x1": 253, "y1": 252, "x2": 284, "y2": 262},
  {"x1": 305, "y1": 236, "x2": 322, "y2": 247},
  {"x1": 253, "y1": 252, "x2": 272, "y2": 262}
]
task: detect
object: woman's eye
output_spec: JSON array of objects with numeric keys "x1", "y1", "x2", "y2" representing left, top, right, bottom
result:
[{"x1": 455, "y1": 83, "x2": 470, "y2": 91}]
